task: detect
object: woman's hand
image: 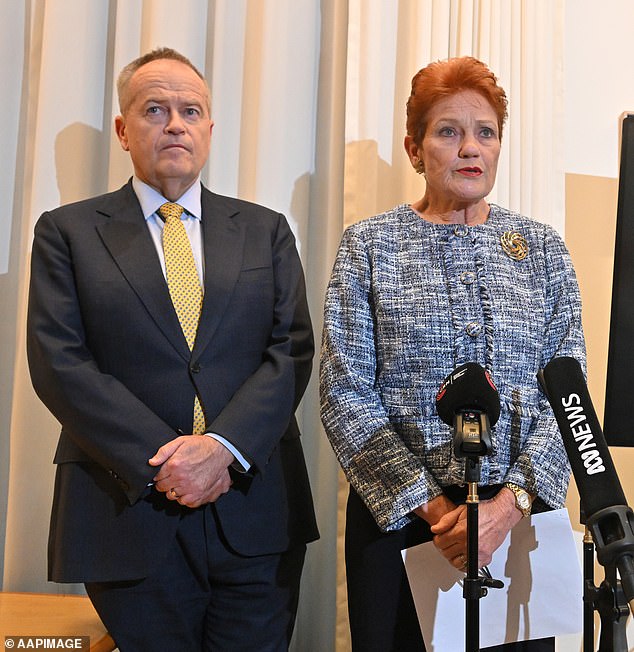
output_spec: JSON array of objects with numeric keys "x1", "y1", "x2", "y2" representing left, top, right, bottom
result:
[
  {"x1": 475, "y1": 488, "x2": 524, "y2": 565},
  {"x1": 414, "y1": 495, "x2": 467, "y2": 571},
  {"x1": 414, "y1": 493, "x2": 458, "y2": 527},
  {"x1": 421, "y1": 487, "x2": 524, "y2": 570},
  {"x1": 429, "y1": 504, "x2": 468, "y2": 570}
]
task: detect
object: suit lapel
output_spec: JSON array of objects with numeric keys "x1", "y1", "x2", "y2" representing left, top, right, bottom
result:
[
  {"x1": 193, "y1": 188, "x2": 245, "y2": 355},
  {"x1": 95, "y1": 182, "x2": 191, "y2": 360}
]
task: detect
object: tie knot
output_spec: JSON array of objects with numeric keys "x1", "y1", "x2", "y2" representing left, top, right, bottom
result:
[{"x1": 158, "y1": 202, "x2": 185, "y2": 222}]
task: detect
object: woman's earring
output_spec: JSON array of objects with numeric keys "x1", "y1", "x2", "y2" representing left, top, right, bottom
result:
[{"x1": 415, "y1": 159, "x2": 424, "y2": 174}]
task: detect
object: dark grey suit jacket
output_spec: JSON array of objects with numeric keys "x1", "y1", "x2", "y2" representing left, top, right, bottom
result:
[{"x1": 27, "y1": 180, "x2": 318, "y2": 583}]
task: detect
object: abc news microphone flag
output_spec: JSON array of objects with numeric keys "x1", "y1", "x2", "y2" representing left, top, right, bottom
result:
[{"x1": 541, "y1": 356, "x2": 634, "y2": 614}]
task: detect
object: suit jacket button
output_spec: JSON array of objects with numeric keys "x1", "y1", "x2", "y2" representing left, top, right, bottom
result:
[{"x1": 190, "y1": 363, "x2": 201, "y2": 373}]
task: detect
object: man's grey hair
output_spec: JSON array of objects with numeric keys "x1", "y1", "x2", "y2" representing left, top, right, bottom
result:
[{"x1": 117, "y1": 47, "x2": 211, "y2": 114}]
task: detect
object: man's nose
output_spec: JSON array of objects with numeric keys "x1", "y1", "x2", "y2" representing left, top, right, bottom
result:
[{"x1": 165, "y1": 110, "x2": 186, "y2": 133}]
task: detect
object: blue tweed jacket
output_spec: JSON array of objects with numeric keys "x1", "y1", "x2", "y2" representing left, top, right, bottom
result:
[{"x1": 320, "y1": 203, "x2": 586, "y2": 532}]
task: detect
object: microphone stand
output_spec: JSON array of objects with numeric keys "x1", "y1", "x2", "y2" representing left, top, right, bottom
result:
[
  {"x1": 454, "y1": 410, "x2": 504, "y2": 652},
  {"x1": 581, "y1": 504, "x2": 633, "y2": 651},
  {"x1": 582, "y1": 519, "x2": 595, "y2": 652}
]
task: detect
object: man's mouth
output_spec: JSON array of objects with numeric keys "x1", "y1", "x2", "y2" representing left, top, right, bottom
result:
[{"x1": 162, "y1": 143, "x2": 188, "y2": 152}]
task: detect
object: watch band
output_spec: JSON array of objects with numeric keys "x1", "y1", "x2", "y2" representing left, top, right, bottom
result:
[{"x1": 504, "y1": 482, "x2": 532, "y2": 517}]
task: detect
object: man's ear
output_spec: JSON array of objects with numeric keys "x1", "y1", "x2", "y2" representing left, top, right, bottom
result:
[{"x1": 114, "y1": 115, "x2": 129, "y2": 151}]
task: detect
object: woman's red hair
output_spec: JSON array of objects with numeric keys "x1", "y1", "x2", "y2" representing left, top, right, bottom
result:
[{"x1": 406, "y1": 56, "x2": 508, "y2": 144}]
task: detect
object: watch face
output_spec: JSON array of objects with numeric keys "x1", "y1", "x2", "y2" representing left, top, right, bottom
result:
[{"x1": 518, "y1": 493, "x2": 530, "y2": 509}]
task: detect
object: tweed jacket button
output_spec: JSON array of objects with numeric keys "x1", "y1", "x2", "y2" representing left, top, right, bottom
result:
[
  {"x1": 460, "y1": 271, "x2": 476, "y2": 285},
  {"x1": 454, "y1": 224, "x2": 469, "y2": 237},
  {"x1": 465, "y1": 321, "x2": 482, "y2": 337}
]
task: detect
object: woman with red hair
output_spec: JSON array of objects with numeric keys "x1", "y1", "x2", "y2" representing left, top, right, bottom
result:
[{"x1": 320, "y1": 57, "x2": 585, "y2": 651}]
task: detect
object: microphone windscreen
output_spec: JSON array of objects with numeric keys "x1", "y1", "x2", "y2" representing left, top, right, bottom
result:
[
  {"x1": 541, "y1": 356, "x2": 626, "y2": 518},
  {"x1": 436, "y1": 362, "x2": 500, "y2": 427}
]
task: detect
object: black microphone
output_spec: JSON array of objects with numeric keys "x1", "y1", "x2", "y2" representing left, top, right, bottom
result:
[
  {"x1": 436, "y1": 363, "x2": 500, "y2": 458},
  {"x1": 541, "y1": 355, "x2": 634, "y2": 614}
]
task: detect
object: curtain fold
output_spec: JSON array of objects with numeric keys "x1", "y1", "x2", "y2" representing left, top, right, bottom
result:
[
  {"x1": 1, "y1": 1, "x2": 564, "y2": 649},
  {"x1": 293, "y1": 0, "x2": 349, "y2": 648}
]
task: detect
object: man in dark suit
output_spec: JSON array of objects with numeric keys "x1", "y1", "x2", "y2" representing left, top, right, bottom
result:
[{"x1": 27, "y1": 47, "x2": 318, "y2": 651}]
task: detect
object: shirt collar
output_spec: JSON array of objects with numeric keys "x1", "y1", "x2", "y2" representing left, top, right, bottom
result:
[{"x1": 132, "y1": 176, "x2": 202, "y2": 221}]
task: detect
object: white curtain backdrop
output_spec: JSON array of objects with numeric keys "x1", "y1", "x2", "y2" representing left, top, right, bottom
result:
[{"x1": 0, "y1": 1, "x2": 563, "y2": 650}]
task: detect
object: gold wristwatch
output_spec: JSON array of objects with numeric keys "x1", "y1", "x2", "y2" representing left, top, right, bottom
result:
[{"x1": 504, "y1": 483, "x2": 532, "y2": 518}]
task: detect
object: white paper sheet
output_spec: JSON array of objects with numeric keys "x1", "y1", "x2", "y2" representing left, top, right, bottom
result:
[{"x1": 401, "y1": 508, "x2": 583, "y2": 650}]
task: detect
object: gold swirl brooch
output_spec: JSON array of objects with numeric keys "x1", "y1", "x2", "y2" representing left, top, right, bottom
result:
[{"x1": 500, "y1": 231, "x2": 528, "y2": 261}]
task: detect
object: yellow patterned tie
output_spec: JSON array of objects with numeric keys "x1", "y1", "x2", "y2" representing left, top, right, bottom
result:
[{"x1": 159, "y1": 202, "x2": 206, "y2": 434}]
